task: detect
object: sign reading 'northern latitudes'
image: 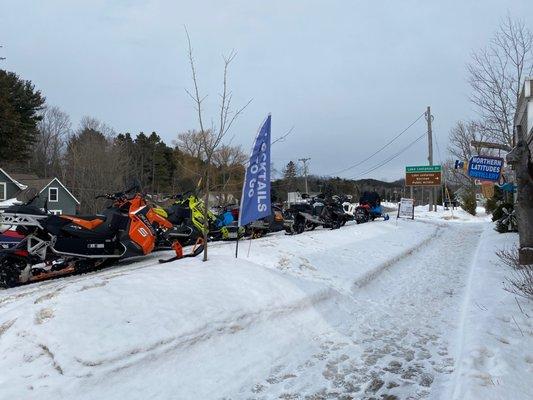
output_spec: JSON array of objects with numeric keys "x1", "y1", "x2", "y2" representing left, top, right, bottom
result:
[{"x1": 467, "y1": 156, "x2": 504, "y2": 182}]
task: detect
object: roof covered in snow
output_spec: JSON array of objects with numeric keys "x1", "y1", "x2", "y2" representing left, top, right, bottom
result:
[{"x1": 0, "y1": 168, "x2": 28, "y2": 190}]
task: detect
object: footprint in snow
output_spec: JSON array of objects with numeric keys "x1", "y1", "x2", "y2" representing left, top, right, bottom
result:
[{"x1": 34, "y1": 308, "x2": 54, "y2": 324}]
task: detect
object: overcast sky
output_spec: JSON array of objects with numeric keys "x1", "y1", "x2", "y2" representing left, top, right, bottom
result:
[{"x1": 1, "y1": 0, "x2": 532, "y2": 180}]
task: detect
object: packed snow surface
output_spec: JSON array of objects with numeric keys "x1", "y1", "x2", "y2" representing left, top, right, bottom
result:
[{"x1": 0, "y1": 207, "x2": 531, "y2": 399}]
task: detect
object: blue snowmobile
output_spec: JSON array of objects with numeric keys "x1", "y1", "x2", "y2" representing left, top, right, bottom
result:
[{"x1": 354, "y1": 191, "x2": 390, "y2": 224}]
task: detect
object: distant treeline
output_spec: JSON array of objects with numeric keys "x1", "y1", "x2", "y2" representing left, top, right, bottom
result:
[{"x1": 1, "y1": 68, "x2": 443, "y2": 213}]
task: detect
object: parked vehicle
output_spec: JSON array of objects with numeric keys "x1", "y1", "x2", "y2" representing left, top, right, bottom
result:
[
  {"x1": 0, "y1": 186, "x2": 175, "y2": 287},
  {"x1": 158, "y1": 192, "x2": 242, "y2": 245},
  {"x1": 354, "y1": 191, "x2": 390, "y2": 224},
  {"x1": 0, "y1": 230, "x2": 24, "y2": 250},
  {"x1": 342, "y1": 201, "x2": 358, "y2": 219},
  {"x1": 284, "y1": 194, "x2": 347, "y2": 234},
  {"x1": 246, "y1": 204, "x2": 286, "y2": 238}
]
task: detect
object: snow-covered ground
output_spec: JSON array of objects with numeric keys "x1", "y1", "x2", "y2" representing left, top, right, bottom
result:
[
  {"x1": 0, "y1": 208, "x2": 531, "y2": 399},
  {"x1": 449, "y1": 228, "x2": 533, "y2": 400}
]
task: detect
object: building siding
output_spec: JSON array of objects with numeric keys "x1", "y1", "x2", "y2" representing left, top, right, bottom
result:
[
  {"x1": 36, "y1": 179, "x2": 78, "y2": 215},
  {"x1": 0, "y1": 172, "x2": 78, "y2": 215},
  {"x1": 0, "y1": 170, "x2": 25, "y2": 201}
]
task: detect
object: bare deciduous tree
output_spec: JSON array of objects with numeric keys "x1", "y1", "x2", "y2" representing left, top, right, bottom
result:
[
  {"x1": 212, "y1": 144, "x2": 247, "y2": 205},
  {"x1": 467, "y1": 16, "x2": 533, "y2": 147},
  {"x1": 447, "y1": 120, "x2": 493, "y2": 187},
  {"x1": 176, "y1": 129, "x2": 206, "y2": 160},
  {"x1": 34, "y1": 106, "x2": 71, "y2": 178},
  {"x1": 64, "y1": 117, "x2": 130, "y2": 213},
  {"x1": 184, "y1": 27, "x2": 252, "y2": 261}
]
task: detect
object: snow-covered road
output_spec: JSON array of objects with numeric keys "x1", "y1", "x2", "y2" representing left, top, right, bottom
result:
[
  {"x1": 233, "y1": 222, "x2": 483, "y2": 400},
  {"x1": 1, "y1": 210, "x2": 530, "y2": 400}
]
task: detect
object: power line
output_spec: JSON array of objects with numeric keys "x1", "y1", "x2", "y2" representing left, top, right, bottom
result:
[
  {"x1": 327, "y1": 112, "x2": 426, "y2": 176},
  {"x1": 351, "y1": 131, "x2": 428, "y2": 179}
]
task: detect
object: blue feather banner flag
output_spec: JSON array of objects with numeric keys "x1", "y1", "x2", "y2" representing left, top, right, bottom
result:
[{"x1": 239, "y1": 114, "x2": 272, "y2": 226}]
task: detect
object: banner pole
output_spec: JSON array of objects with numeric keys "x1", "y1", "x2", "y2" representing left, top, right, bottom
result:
[
  {"x1": 247, "y1": 236, "x2": 252, "y2": 258},
  {"x1": 235, "y1": 233, "x2": 239, "y2": 258}
]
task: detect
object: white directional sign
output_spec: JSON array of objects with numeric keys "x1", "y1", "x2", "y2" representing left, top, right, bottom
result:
[{"x1": 397, "y1": 198, "x2": 415, "y2": 220}]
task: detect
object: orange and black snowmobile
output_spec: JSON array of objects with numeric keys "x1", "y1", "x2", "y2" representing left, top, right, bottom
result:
[{"x1": 0, "y1": 186, "x2": 167, "y2": 287}]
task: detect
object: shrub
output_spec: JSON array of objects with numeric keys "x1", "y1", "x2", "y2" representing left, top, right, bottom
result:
[
  {"x1": 484, "y1": 197, "x2": 499, "y2": 215},
  {"x1": 485, "y1": 185, "x2": 504, "y2": 215},
  {"x1": 460, "y1": 189, "x2": 477, "y2": 216},
  {"x1": 492, "y1": 202, "x2": 518, "y2": 233},
  {"x1": 496, "y1": 247, "x2": 533, "y2": 300}
]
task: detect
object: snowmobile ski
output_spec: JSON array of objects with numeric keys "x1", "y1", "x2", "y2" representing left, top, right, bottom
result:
[{"x1": 158, "y1": 238, "x2": 205, "y2": 263}]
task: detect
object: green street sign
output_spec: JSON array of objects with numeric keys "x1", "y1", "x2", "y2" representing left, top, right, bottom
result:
[{"x1": 405, "y1": 165, "x2": 442, "y2": 173}]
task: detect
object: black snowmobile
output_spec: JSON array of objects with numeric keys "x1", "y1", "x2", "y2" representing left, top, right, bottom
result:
[
  {"x1": 157, "y1": 192, "x2": 243, "y2": 245},
  {"x1": 284, "y1": 194, "x2": 346, "y2": 234},
  {"x1": 246, "y1": 204, "x2": 286, "y2": 238}
]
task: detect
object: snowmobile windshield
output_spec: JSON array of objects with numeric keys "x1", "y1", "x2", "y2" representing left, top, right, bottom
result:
[{"x1": 359, "y1": 192, "x2": 381, "y2": 207}]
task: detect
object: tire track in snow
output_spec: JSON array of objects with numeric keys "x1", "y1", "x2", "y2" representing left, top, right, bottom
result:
[
  {"x1": 70, "y1": 288, "x2": 342, "y2": 377},
  {"x1": 448, "y1": 224, "x2": 489, "y2": 399}
]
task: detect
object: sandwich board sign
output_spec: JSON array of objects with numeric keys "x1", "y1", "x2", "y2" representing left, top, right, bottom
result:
[
  {"x1": 467, "y1": 156, "x2": 504, "y2": 182},
  {"x1": 405, "y1": 165, "x2": 442, "y2": 186},
  {"x1": 397, "y1": 198, "x2": 415, "y2": 220}
]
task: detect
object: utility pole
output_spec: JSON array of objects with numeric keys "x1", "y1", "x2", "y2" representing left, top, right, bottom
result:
[
  {"x1": 298, "y1": 157, "x2": 311, "y2": 194},
  {"x1": 425, "y1": 106, "x2": 435, "y2": 211}
]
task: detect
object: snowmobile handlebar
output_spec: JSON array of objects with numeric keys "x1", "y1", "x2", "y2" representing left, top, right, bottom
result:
[
  {"x1": 95, "y1": 193, "x2": 121, "y2": 200},
  {"x1": 169, "y1": 190, "x2": 193, "y2": 200},
  {"x1": 95, "y1": 184, "x2": 142, "y2": 200}
]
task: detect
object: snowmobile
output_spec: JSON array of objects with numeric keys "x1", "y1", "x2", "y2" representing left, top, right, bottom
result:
[
  {"x1": 156, "y1": 192, "x2": 243, "y2": 245},
  {"x1": 342, "y1": 201, "x2": 358, "y2": 219},
  {"x1": 0, "y1": 187, "x2": 177, "y2": 287},
  {"x1": 354, "y1": 191, "x2": 390, "y2": 224},
  {"x1": 246, "y1": 205, "x2": 286, "y2": 238},
  {"x1": 330, "y1": 195, "x2": 353, "y2": 226},
  {"x1": 213, "y1": 205, "x2": 244, "y2": 240},
  {"x1": 106, "y1": 190, "x2": 177, "y2": 251},
  {"x1": 0, "y1": 227, "x2": 24, "y2": 250},
  {"x1": 284, "y1": 194, "x2": 346, "y2": 234}
]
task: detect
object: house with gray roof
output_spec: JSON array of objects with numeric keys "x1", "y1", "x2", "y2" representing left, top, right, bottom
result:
[{"x1": 0, "y1": 169, "x2": 80, "y2": 215}]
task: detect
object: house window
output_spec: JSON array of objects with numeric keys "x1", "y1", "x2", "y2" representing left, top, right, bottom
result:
[
  {"x1": 0, "y1": 183, "x2": 5, "y2": 201},
  {"x1": 49, "y1": 210, "x2": 62, "y2": 215},
  {"x1": 49, "y1": 187, "x2": 59, "y2": 202}
]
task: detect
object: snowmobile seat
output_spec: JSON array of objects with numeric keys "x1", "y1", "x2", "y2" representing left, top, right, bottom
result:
[
  {"x1": 60, "y1": 214, "x2": 107, "y2": 230},
  {"x1": 4, "y1": 204, "x2": 47, "y2": 216},
  {"x1": 72, "y1": 214, "x2": 107, "y2": 222},
  {"x1": 57, "y1": 210, "x2": 125, "y2": 239},
  {"x1": 165, "y1": 204, "x2": 191, "y2": 225}
]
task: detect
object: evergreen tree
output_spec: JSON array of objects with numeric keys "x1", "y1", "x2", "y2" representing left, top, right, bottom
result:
[
  {"x1": 0, "y1": 69, "x2": 46, "y2": 162},
  {"x1": 117, "y1": 131, "x2": 176, "y2": 193},
  {"x1": 283, "y1": 161, "x2": 297, "y2": 180}
]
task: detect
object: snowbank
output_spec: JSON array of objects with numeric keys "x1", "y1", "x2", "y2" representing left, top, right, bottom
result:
[
  {"x1": 0, "y1": 219, "x2": 438, "y2": 399},
  {"x1": 414, "y1": 205, "x2": 491, "y2": 223},
  {"x1": 0, "y1": 198, "x2": 20, "y2": 206},
  {"x1": 450, "y1": 229, "x2": 533, "y2": 399},
  {"x1": 384, "y1": 201, "x2": 492, "y2": 223},
  {"x1": 2, "y1": 216, "x2": 528, "y2": 399}
]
